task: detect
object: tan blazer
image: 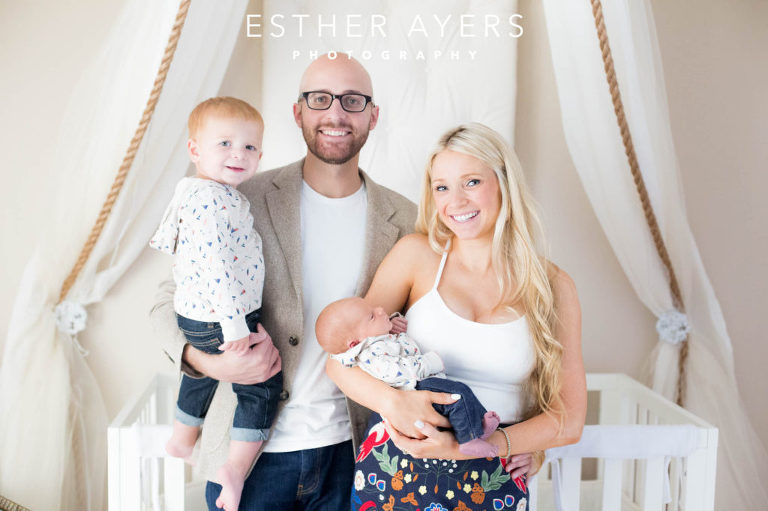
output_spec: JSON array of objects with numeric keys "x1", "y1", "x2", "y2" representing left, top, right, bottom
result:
[{"x1": 160, "y1": 159, "x2": 416, "y2": 480}]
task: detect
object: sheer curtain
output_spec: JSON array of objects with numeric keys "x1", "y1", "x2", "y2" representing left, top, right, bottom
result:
[
  {"x1": 0, "y1": 1, "x2": 247, "y2": 509},
  {"x1": 541, "y1": 0, "x2": 768, "y2": 508}
]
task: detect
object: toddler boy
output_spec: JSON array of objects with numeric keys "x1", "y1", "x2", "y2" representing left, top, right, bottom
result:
[{"x1": 150, "y1": 97, "x2": 282, "y2": 511}]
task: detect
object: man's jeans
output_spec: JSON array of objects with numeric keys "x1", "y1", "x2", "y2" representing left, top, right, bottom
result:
[
  {"x1": 205, "y1": 440, "x2": 355, "y2": 510},
  {"x1": 175, "y1": 309, "x2": 283, "y2": 442},
  {"x1": 416, "y1": 377, "x2": 488, "y2": 444}
]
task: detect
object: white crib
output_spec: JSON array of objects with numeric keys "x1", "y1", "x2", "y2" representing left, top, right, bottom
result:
[
  {"x1": 108, "y1": 373, "x2": 201, "y2": 511},
  {"x1": 108, "y1": 373, "x2": 718, "y2": 510},
  {"x1": 529, "y1": 374, "x2": 718, "y2": 511}
]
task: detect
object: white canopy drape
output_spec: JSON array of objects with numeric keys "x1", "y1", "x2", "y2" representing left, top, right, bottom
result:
[
  {"x1": 0, "y1": 1, "x2": 247, "y2": 509},
  {"x1": 541, "y1": 0, "x2": 768, "y2": 508}
]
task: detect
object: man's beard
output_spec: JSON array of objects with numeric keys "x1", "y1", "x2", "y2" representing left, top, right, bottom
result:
[{"x1": 302, "y1": 123, "x2": 370, "y2": 165}]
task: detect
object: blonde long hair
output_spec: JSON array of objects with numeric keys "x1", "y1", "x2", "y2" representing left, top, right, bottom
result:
[{"x1": 415, "y1": 123, "x2": 564, "y2": 428}]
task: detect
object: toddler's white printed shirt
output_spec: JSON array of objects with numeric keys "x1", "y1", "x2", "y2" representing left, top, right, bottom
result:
[{"x1": 150, "y1": 177, "x2": 264, "y2": 341}]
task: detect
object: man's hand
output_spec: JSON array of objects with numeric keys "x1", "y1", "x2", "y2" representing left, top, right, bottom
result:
[{"x1": 184, "y1": 323, "x2": 281, "y2": 385}]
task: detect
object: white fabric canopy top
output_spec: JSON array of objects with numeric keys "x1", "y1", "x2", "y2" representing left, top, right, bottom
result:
[{"x1": 542, "y1": 0, "x2": 768, "y2": 509}]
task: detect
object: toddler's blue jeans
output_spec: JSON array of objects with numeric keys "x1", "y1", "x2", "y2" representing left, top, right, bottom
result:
[{"x1": 175, "y1": 309, "x2": 282, "y2": 442}]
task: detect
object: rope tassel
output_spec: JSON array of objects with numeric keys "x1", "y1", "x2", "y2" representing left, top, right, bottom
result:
[
  {"x1": 588, "y1": 0, "x2": 689, "y2": 405},
  {"x1": 57, "y1": 0, "x2": 192, "y2": 305}
]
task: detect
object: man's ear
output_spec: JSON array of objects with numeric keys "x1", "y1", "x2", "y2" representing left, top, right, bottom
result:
[
  {"x1": 187, "y1": 138, "x2": 200, "y2": 162},
  {"x1": 368, "y1": 104, "x2": 379, "y2": 131},
  {"x1": 293, "y1": 102, "x2": 303, "y2": 129}
]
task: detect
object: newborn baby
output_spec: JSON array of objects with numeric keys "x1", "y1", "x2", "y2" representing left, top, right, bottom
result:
[{"x1": 316, "y1": 296, "x2": 500, "y2": 458}]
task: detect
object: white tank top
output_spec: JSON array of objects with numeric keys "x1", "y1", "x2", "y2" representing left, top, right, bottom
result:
[{"x1": 405, "y1": 242, "x2": 536, "y2": 423}]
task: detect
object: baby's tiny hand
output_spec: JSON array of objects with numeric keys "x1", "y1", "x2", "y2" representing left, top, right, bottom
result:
[
  {"x1": 219, "y1": 335, "x2": 251, "y2": 356},
  {"x1": 389, "y1": 314, "x2": 408, "y2": 334}
]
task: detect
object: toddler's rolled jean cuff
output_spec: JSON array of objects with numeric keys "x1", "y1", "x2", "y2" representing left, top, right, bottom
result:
[
  {"x1": 230, "y1": 427, "x2": 269, "y2": 442},
  {"x1": 175, "y1": 406, "x2": 205, "y2": 427}
]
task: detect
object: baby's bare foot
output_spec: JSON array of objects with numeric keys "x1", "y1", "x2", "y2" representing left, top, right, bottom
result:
[
  {"x1": 459, "y1": 438, "x2": 500, "y2": 458},
  {"x1": 215, "y1": 463, "x2": 246, "y2": 511},
  {"x1": 481, "y1": 411, "x2": 501, "y2": 439}
]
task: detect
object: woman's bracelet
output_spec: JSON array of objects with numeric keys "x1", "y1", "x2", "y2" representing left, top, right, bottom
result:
[{"x1": 498, "y1": 427, "x2": 512, "y2": 460}]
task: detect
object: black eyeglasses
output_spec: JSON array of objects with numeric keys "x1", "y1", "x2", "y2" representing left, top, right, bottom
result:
[{"x1": 300, "y1": 91, "x2": 373, "y2": 112}]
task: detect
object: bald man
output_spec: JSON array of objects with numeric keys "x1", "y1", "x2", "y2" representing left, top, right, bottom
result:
[{"x1": 162, "y1": 54, "x2": 416, "y2": 510}]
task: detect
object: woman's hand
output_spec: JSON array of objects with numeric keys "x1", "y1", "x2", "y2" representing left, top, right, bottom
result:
[
  {"x1": 385, "y1": 418, "x2": 537, "y2": 474},
  {"x1": 504, "y1": 452, "x2": 534, "y2": 479},
  {"x1": 381, "y1": 389, "x2": 455, "y2": 439},
  {"x1": 383, "y1": 418, "x2": 471, "y2": 460}
]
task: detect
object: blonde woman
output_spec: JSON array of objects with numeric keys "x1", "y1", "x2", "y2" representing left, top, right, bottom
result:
[{"x1": 327, "y1": 123, "x2": 586, "y2": 510}]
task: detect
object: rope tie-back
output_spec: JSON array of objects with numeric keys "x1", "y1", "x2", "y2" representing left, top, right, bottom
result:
[
  {"x1": 588, "y1": 0, "x2": 689, "y2": 406},
  {"x1": 52, "y1": 2, "x2": 191, "y2": 507},
  {"x1": 0, "y1": 495, "x2": 31, "y2": 511},
  {"x1": 57, "y1": 0, "x2": 192, "y2": 305}
]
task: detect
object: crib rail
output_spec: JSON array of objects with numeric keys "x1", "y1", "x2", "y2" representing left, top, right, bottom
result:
[
  {"x1": 108, "y1": 373, "x2": 186, "y2": 511},
  {"x1": 109, "y1": 373, "x2": 717, "y2": 511},
  {"x1": 529, "y1": 373, "x2": 718, "y2": 511}
]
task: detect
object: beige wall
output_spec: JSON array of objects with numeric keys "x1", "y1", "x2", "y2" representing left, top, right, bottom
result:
[
  {"x1": 0, "y1": 0, "x2": 765, "y2": 474},
  {"x1": 516, "y1": 0, "x2": 768, "y2": 444},
  {"x1": 649, "y1": 0, "x2": 768, "y2": 447}
]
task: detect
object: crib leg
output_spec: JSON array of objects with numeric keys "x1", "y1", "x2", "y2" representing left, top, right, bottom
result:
[
  {"x1": 641, "y1": 457, "x2": 664, "y2": 510},
  {"x1": 601, "y1": 458, "x2": 622, "y2": 509},
  {"x1": 164, "y1": 457, "x2": 185, "y2": 511},
  {"x1": 560, "y1": 457, "x2": 582, "y2": 511}
]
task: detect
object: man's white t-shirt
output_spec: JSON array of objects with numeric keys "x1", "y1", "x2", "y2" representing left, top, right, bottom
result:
[{"x1": 263, "y1": 180, "x2": 367, "y2": 452}]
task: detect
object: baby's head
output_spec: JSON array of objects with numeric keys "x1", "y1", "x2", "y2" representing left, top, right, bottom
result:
[
  {"x1": 187, "y1": 96, "x2": 264, "y2": 188},
  {"x1": 316, "y1": 297, "x2": 392, "y2": 355}
]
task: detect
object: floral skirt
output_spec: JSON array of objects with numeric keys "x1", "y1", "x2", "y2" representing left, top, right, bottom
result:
[{"x1": 351, "y1": 415, "x2": 528, "y2": 511}]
